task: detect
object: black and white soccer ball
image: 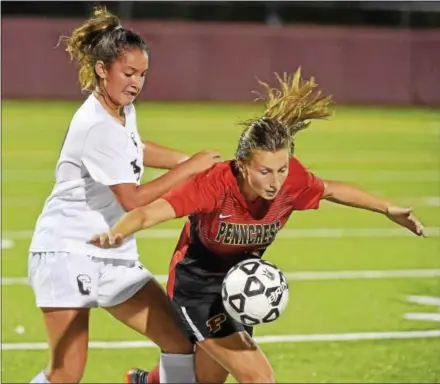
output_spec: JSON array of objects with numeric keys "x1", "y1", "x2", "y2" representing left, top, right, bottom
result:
[{"x1": 221, "y1": 259, "x2": 289, "y2": 326}]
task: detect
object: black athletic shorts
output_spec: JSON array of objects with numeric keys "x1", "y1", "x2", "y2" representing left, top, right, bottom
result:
[
  {"x1": 170, "y1": 294, "x2": 254, "y2": 343},
  {"x1": 167, "y1": 227, "x2": 257, "y2": 343}
]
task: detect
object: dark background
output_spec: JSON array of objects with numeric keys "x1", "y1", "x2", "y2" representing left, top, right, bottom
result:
[
  {"x1": 2, "y1": 1, "x2": 440, "y2": 105},
  {"x1": 3, "y1": 1, "x2": 440, "y2": 29}
]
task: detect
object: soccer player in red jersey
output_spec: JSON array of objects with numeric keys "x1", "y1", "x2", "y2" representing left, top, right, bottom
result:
[{"x1": 90, "y1": 70, "x2": 426, "y2": 384}]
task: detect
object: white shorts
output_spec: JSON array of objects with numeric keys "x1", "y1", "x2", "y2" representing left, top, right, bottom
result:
[{"x1": 28, "y1": 252, "x2": 153, "y2": 308}]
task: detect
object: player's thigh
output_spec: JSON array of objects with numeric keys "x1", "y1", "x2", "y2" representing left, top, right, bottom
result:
[
  {"x1": 194, "y1": 344, "x2": 229, "y2": 384},
  {"x1": 172, "y1": 292, "x2": 263, "y2": 382},
  {"x1": 28, "y1": 252, "x2": 97, "y2": 381},
  {"x1": 41, "y1": 307, "x2": 90, "y2": 382},
  {"x1": 198, "y1": 331, "x2": 275, "y2": 384},
  {"x1": 172, "y1": 293, "x2": 273, "y2": 383},
  {"x1": 101, "y1": 262, "x2": 193, "y2": 354}
]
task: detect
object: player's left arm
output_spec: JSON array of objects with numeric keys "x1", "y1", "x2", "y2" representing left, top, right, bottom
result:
[
  {"x1": 322, "y1": 180, "x2": 427, "y2": 237},
  {"x1": 88, "y1": 198, "x2": 177, "y2": 248},
  {"x1": 88, "y1": 166, "x2": 225, "y2": 248},
  {"x1": 142, "y1": 141, "x2": 189, "y2": 169}
]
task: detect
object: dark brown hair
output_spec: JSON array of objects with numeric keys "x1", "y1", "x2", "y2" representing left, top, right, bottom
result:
[{"x1": 59, "y1": 5, "x2": 149, "y2": 92}]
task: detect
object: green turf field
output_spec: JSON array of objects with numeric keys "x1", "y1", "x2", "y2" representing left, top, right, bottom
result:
[{"x1": 2, "y1": 100, "x2": 440, "y2": 383}]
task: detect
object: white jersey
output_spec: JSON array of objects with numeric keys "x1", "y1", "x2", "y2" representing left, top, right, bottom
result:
[{"x1": 30, "y1": 94, "x2": 144, "y2": 260}]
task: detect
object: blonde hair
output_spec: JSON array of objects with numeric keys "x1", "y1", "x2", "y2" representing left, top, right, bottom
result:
[
  {"x1": 236, "y1": 67, "x2": 333, "y2": 160},
  {"x1": 59, "y1": 5, "x2": 147, "y2": 92},
  {"x1": 257, "y1": 68, "x2": 332, "y2": 135}
]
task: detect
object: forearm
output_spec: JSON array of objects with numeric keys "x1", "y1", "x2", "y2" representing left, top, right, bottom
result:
[
  {"x1": 143, "y1": 141, "x2": 189, "y2": 169},
  {"x1": 323, "y1": 180, "x2": 391, "y2": 214},
  {"x1": 134, "y1": 164, "x2": 192, "y2": 207},
  {"x1": 112, "y1": 208, "x2": 146, "y2": 237},
  {"x1": 112, "y1": 199, "x2": 177, "y2": 237}
]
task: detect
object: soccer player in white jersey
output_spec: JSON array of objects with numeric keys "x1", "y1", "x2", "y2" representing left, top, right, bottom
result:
[{"x1": 28, "y1": 6, "x2": 221, "y2": 384}]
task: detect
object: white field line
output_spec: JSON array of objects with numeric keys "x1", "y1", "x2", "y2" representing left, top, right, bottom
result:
[
  {"x1": 2, "y1": 227, "x2": 440, "y2": 241},
  {"x1": 3, "y1": 269, "x2": 440, "y2": 286},
  {"x1": 404, "y1": 295, "x2": 440, "y2": 307},
  {"x1": 403, "y1": 313, "x2": 440, "y2": 322},
  {"x1": 1, "y1": 239, "x2": 14, "y2": 249},
  {"x1": 2, "y1": 330, "x2": 440, "y2": 351}
]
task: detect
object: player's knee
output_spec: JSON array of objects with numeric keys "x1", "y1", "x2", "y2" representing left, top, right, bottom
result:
[
  {"x1": 156, "y1": 321, "x2": 193, "y2": 354},
  {"x1": 161, "y1": 344, "x2": 192, "y2": 354},
  {"x1": 196, "y1": 370, "x2": 229, "y2": 383},
  {"x1": 47, "y1": 366, "x2": 85, "y2": 384},
  {"x1": 48, "y1": 354, "x2": 87, "y2": 383},
  {"x1": 160, "y1": 338, "x2": 194, "y2": 354},
  {"x1": 236, "y1": 366, "x2": 275, "y2": 384}
]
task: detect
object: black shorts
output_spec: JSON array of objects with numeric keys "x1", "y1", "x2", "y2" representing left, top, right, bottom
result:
[{"x1": 171, "y1": 294, "x2": 254, "y2": 343}]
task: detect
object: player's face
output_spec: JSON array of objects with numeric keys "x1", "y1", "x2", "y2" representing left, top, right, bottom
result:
[
  {"x1": 101, "y1": 48, "x2": 149, "y2": 106},
  {"x1": 242, "y1": 149, "x2": 289, "y2": 200}
]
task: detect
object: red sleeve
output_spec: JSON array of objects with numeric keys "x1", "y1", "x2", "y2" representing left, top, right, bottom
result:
[
  {"x1": 288, "y1": 157, "x2": 325, "y2": 210},
  {"x1": 162, "y1": 165, "x2": 226, "y2": 218}
]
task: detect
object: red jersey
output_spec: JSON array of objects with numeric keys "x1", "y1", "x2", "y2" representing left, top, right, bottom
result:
[{"x1": 162, "y1": 157, "x2": 324, "y2": 299}]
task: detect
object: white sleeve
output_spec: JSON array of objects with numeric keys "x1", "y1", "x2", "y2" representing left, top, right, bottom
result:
[{"x1": 81, "y1": 122, "x2": 137, "y2": 186}]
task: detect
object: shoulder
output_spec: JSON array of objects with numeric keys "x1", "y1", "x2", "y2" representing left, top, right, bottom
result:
[
  {"x1": 285, "y1": 156, "x2": 316, "y2": 189},
  {"x1": 81, "y1": 121, "x2": 127, "y2": 152},
  {"x1": 202, "y1": 160, "x2": 232, "y2": 177},
  {"x1": 173, "y1": 161, "x2": 235, "y2": 199},
  {"x1": 196, "y1": 161, "x2": 234, "y2": 187},
  {"x1": 284, "y1": 156, "x2": 325, "y2": 210},
  {"x1": 288, "y1": 156, "x2": 311, "y2": 178},
  {"x1": 70, "y1": 95, "x2": 107, "y2": 131}
]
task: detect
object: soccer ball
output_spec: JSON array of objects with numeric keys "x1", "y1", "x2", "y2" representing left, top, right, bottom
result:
[{"x1": 221, "y1": 259, "x2": 289, "y2": 326}]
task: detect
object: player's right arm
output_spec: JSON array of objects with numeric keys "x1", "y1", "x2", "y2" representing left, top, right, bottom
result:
[
  {"x1": 81, "y1": 123, "x2": 221, "y2": 211},
  {"x1": 88, "y1": 198, "x2": 177, "y2": 248},
  {"x1": 88, "y1": 166, "x2": 226, "y2": 248}
]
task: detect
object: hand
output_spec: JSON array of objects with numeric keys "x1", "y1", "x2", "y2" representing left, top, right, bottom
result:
[
  {"x1": 87, "y1": 232, "x2": 124, "y2": 248},
  {"x1": 182, "y1": 150, "x2": 222, "y2": 175},
  {"x1": 385, "y1": 206, "x2": 427, "y2": 237}
]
